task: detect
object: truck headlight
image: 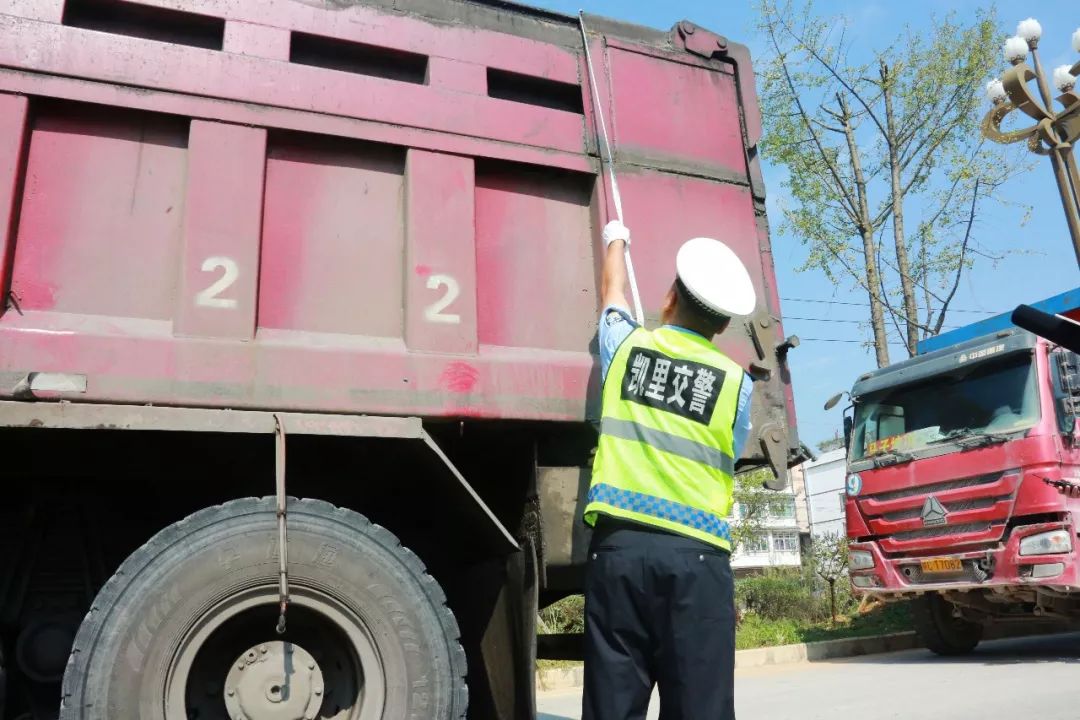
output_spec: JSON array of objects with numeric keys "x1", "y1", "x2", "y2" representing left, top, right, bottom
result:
[
  {"x1": 849, "y1": 550, "x2": 875, "y2": 571},
  {"x1": 1019, "y1": 530, "x2": 1072, "y2": 556},
  {"x1": 846, "y1": 473, "x2": 863, "y2": 496}
]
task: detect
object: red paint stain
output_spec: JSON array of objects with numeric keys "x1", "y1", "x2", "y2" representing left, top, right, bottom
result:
[
  {"x1": 440, "y1": 361, "x2": 479, "y2": 393},
  {"x1": 414, "y1": 264, "x2": 432, "y2": 276}
]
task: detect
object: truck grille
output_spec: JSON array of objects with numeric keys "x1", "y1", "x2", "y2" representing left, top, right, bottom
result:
[
  {"x1": 882, "y1": 496, "x2": 1002, "y2": 522},
  {"x1": 856, "y1": 470, "x2": 1019, "y2": 553},
  {"x1": 869, "y1": 473, "x2": 999, "y2": 502},
  {"x1": 891, "y1": 522, "x2": 993, "y2": 542}
]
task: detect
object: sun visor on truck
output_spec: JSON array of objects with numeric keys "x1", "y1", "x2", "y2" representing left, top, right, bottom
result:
[{"x1": 851, "y1": 330, "x2": 1037, "y2": 399}]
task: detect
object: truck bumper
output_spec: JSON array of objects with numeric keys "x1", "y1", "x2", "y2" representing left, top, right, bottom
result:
[{"x1": 851, "y1": 521, "x2": 1080, "y2": 595}]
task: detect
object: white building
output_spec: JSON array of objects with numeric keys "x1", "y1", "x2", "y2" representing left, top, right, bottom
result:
[
  {"x1": 730, "y1": 472, "x2": 810, "y2": 573},
  {"x1": 802, "y1": 448, "x2": 848, "y2": 537}
]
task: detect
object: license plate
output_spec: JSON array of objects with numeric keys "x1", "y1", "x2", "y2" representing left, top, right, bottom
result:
[{"x1": 921, "y1": 558, "x2": 963, "y2": 574}]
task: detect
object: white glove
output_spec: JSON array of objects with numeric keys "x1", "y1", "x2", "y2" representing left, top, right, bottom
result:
[{"x1": 602, "y1": 220, "x2": 631, "y2": 247}]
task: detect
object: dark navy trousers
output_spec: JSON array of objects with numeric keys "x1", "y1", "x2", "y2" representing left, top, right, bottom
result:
[{"x1": 582, "y1": 518, "x2": 736, "y2": 720}]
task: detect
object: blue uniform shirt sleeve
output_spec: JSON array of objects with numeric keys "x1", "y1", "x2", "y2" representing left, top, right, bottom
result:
[
  {"x1": 732, "y1": 372, "x2": 753, "y2": 460},
  {"x1": 599, "y1": 305, "x2": 638, "y2": 384}
]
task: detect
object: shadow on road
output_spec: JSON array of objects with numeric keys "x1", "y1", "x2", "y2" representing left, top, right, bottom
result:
[{"x1": 830, "y1": 632, "x2": 1080, "y2": 667}]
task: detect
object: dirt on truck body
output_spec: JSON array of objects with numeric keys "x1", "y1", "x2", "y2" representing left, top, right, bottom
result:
[{"x1": 0, "y1": 1, "x2": 799, "y2": 717}]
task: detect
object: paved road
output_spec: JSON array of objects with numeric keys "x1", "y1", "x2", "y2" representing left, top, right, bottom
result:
[{"x1": 538, "y1": 633, "x2": 1080, "y2": 720}]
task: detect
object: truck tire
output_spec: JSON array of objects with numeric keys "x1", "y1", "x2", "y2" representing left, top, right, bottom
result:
[
  {"x1": 912, "y1": 594, "x2": 982, "y2": 656},
  {"x1": 60, "y1": 497, "x2": 467, "y2": 720}
]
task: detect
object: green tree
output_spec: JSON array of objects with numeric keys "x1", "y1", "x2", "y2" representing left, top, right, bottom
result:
[
  {"x1": 816, "y1": 435, "x2": 844, "y2": 453},
  {"x1": 757, "y1": 2, "x2": 1031, "y2": 365},
  {"x1": 810, "y1": 531, "x2": 849, "y2": 625},
  {"x1": 731, "y1": 467, "x2": 787, "y2": 552}
]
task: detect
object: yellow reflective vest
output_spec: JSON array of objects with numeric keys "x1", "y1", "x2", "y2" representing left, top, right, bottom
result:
[{"x1": 585, "y1": 326, "x2": 744, "y2": 551}]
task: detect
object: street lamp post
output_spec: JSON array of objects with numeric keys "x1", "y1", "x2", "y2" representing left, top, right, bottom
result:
[{"x1": 982, "y1": 20, "x2": 1080, "y2": 266}]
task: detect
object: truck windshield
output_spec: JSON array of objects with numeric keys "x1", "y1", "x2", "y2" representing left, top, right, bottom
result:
[{"x1": 851, "y1": 352, "x2": 1039, "y2": 461}]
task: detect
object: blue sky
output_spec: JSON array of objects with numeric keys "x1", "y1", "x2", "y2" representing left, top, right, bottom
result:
[{"x1": 532, "y1": 0, "x2": 1080, "y2": 449}]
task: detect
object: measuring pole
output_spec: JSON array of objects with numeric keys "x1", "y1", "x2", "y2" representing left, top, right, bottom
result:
[{"x1": 579, "y1": 12, "x2": 645, "y2": 324}]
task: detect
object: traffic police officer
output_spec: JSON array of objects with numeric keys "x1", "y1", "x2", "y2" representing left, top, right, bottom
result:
[{"x1": 583, "y1": 220, "x2": 756, "y2": 720}]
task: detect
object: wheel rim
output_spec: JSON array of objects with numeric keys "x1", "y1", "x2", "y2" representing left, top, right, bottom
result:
[
  {"x1": 164, "y1": 585, "x2": 386, "y2": 720},
  {"x1": 223, "y1": 641, "x2": 325, "y2": 720}
]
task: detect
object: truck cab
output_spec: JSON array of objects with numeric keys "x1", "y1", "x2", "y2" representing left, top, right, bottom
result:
[{"x1": 844, "y1": 326, "x2": 1080, "y2": 653}]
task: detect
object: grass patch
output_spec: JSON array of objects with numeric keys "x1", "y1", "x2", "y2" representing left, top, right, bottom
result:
[
  {"x1": 537, "y1": 659, "x2": 582, "y2": 671},
  {"x1": 736, "y1": 602, "x2": 911, "y2": 650},
  {"x1": 540, "y1": 595, "x2": 585, "y2": 635},
  {"x1": 537, "y1": 574, "x2": 913, "y2": 659},
  {"x1": 537, "y1": 604, "x2": 911, "y2": 671}
]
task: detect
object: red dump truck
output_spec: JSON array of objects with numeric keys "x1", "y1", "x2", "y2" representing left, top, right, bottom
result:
[
  {"x1": 841, "y1": 290, "x2": 1080, "y2": 655},
  {"x1": 0, "y1": 1, "x2": 799, "y2": 717}
]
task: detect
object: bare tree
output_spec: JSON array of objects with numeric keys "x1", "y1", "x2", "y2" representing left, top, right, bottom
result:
[{"x1": 757, "y1": 2, "x2": 1031, "y2": 364}]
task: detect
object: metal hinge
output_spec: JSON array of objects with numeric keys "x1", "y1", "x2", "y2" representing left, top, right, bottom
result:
[{"x1": 673, "y1": 21, "x2": 728, "y2": 60}]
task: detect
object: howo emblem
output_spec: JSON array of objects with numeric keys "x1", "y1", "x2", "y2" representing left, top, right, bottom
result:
[{"x1": 921, "y1": 496, "x2": 948, "y2": 527}]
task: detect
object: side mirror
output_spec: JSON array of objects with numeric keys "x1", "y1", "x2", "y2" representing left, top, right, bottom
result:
[
  {"x1": 843, "y1": 416, "x2": 853, "y2": 453},
  {"x1": 824, "y1": 391, "x2": 847, "y2": 411}
]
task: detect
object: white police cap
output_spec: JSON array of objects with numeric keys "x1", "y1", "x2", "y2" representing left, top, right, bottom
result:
[{"x1": 676, "y1": 237, "x2": 757, "y2": 317}]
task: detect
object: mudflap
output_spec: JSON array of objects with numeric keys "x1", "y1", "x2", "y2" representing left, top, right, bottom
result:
[{"x1": 453, "y1": 537, "x2": 539, "y2": 720}]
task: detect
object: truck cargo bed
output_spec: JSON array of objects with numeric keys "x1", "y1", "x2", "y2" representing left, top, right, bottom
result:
[{"x1": 0, "y1": 0, "x2": 797, "y2": 464}]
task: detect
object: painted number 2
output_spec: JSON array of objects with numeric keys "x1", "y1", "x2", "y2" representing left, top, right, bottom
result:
[
  {"x1": 424, "y1": 274, "x2": 461, "y2": 325},
  {"x1": 195, "y1": 257, "x2": 239, "y2": 309}
]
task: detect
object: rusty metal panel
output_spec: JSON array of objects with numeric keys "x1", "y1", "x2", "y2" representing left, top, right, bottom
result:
[
  {"x1": 222, "y1": 20, "x2": 290, "y2": 59},
  {"x1": 258, "y1": 135, "x2": 406, "y2": 337},
  {"x1": 125, "y1": 0, "x2": 582, "y2": 84},
  {"x1": 612, "y1": 171, "x2": 761, "y2": 353},
  {"x1": 9, "y1": 103, "x2": 187, "y2": 320},
  {"x1": 0, "y1": 67, "x2": 594, "y2": 176},
  {"x1": 608, "y1": 46, "x2": 744, "y2": 180},
  {"x1": 0, "y1": 93, "x2": 28, "y2": 308},
  {"x1": 174, "y1": 121, "x2": 266, "y2": 339},
  {"x1": 2, "y1": 0, "x2": 65, "y2": 22},
  {"x1": 475, "y1": 163, "x2": 597, "y2": 352},
  {"x1": 426, "y1": 57, "x2": 488, "y2": 94},
  {"x1": 0, "y1": 13, "x2": 586, "y2": 155},
  {"x1": 404, "y1": 150, "x2": 479, "y2": 355}
]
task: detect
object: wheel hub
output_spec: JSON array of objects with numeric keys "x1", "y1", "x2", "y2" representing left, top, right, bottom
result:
[{"x1": 224, "y1": 641, "x2": 324, "y2": 720}]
